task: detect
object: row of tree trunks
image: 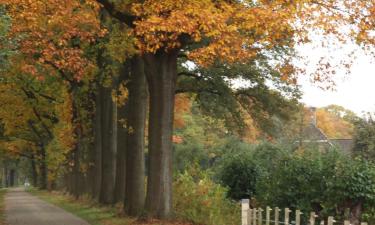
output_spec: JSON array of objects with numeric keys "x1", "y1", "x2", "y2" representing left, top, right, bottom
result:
[{"x1": 61, "y1": 52, "x2": 175, "y2": 219}]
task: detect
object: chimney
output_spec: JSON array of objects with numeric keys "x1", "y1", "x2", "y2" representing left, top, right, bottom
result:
[{"x1": 310, "y1": 107, "x2": 317, "y2": 126}]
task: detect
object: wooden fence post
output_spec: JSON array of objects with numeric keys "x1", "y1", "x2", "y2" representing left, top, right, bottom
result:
[
  {"x1": 248, "y1": 208, "x2": 253, "y2": 225},
  {"x1": 327, "y1": 216, "x2": 335, "y2": 225},
  {"x1": 296, "y1": 210, "x2": 302, "y2": 225},
  {"x1": 284, "y1": 208, "x2": 291, "y2": 225},
  {"x1": 258, "y1": 208, "x2": 263, "y2": 225},
  {"x1": 253, "y1": 208, "x2": 257, "y2": 225},
  {"x1": 275, "y1": 207, "x2": 280, "y2": 225},
  {"x1": 310, "y1": 212, "x2": 316, "y2": 225},
  {"x1": 266, "y1": 207, "x2": 272, "y2": 225},
  {"x1": 241, "y1": 199, "x2": 250, "y2": 225}
]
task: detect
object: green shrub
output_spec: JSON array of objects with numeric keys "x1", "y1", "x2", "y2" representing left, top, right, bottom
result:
[
  {"x1": 217, "y1": 154, "x2": 258, "y2": 200},
  {"x1": 173, "y1": 168, "x2": 240, "y2": 225},
  {"x1": 256, "y1": 150, "x2": 325, "y2": 213}
]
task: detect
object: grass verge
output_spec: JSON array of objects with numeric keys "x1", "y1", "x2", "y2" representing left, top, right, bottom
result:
[
  {"x1": 0, "y1": 189, "x2": 7, "y2": 225},
  {"x1": 28, "y1": 189, "x2": 194, "y2": 225},
  {"x1": 29, "y1": 188, "x2": 133, "y2": 225}
]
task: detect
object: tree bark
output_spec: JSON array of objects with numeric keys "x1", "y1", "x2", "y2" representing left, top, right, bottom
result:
[
  {"x1": 144, "y1": 50, "x2": 178, "y2": 219},
  {"x1": 91, "y1": 85, "x2": 103, "y2": 200},
  {"x1": 30, "y1": 154, "x2": 38, "y2": 187},
  {"x1": 124, "y1": 56, "x2": 147, "y2": 216},
  {"x1": 99, "y1": 81, "x2": 117, "y2": 204},
  {"x1": 38, "y1": 145, "x2": 48, "y2": 190},
  {"x1": 114, "y1": 63, "x2": 130, "y2": 203},
  {"x1": 114, "y1": 104, "x2": 127, "y2": 203}
]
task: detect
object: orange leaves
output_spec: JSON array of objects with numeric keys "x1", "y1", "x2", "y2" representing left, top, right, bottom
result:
[
  {"x1": 129, "y1": 0, "x2": 301, "y2": 67},
  {"x1": 174, "y1": 94, "x2": 192, "y2": 129},
  {"x1": 4, "y1": 0, "x2": 104, "y2": 80},
  {"x1": 53, "y1": 89, "x2": 76, "y2": 152}
]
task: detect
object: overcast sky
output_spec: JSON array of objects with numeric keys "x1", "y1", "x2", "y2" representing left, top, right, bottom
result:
[{"x1": 297, "y1": 42, "x2": 375, "y2": 116}]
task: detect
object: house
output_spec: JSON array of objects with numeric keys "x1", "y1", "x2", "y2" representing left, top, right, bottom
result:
[{"x1": 298, "y1": 107, "x2": 354, "y2": 154}]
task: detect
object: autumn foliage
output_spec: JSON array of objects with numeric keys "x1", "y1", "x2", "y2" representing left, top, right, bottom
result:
[{"x1": 1, "y1": 0, "x2": 375, "y2": 222}]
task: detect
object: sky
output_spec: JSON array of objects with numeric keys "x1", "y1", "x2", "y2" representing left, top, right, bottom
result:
[{"x1": 297, "y1": 44, "x2": 375, "y2": 116}]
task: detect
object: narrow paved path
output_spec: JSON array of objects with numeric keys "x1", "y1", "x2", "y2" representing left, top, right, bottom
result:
[{"x1": 4, "y1": 188, "x2": 90, "y2": 225}]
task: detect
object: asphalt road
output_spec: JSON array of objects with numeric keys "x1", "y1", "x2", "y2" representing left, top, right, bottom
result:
[{"x1": 4, "y1": 188, "x2": 90, "y2": 225}]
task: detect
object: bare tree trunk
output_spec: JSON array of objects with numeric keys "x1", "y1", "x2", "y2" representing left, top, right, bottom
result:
[
  {"x1": 38, "y1": 145, "x2": 48, "y2": 190},
  {"x1": 144, "y1": 50, "x2": 178, "y2": 219},
  {"x1": 114, "y1": 104, "x2": 127, "y2": 203},
  {"x1": 92, "y1": 85, "x2": 103, "y2": 200},
  {"x1": 99, "y1": 80, "x2": 117, "y2": 204},
  {"x1": 124, "y1": 56, "x2": 147, "y2": 216},
  {"x1": 30, "y1": 154, "x2": 38, "y2": 187},
  {"x1": 114, "y1": 64, "x2": 130, "y2": 203}
]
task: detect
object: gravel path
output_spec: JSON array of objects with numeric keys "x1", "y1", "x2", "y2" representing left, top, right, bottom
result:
[{"x1": 4, "y1": 188, "x2": 90, "y2": 225}]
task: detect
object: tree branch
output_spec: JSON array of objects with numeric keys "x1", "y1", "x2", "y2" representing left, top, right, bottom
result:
[
  {"x1": 178, "y1": 71, "x2": 202, "y2": 80},
  {"x1": 32, "y1": 108, "x2": 53, "y2": 140},
  {"x1": 96, "y1": 0, "x2": 136, "y2": 27}
]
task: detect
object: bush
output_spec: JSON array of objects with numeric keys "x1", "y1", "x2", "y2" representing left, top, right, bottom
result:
[
  {"x1": 256, "y1": 149, "x2": 326, "y2": 213},
  {"x1": 173, "y1": 168, "x2": 240, "y2": 225},
  {"x1": 215, "y1": 141, "x2": 375, "y2": 222},
  {"x1": 217, "y1": 154, "x2": 258, "y2": 200}
]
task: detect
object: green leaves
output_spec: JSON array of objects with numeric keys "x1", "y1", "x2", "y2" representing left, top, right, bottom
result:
[{"x1": 0, "y1": 6, "x2": 13, "y2": 71}]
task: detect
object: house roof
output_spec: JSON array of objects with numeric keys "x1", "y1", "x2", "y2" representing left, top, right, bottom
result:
[
  {"x1": 301, "y1": 123, "x2": 330, "y2": 141},
  {"x1": 299, "y1": 122, "x2": 354, "y2": 154},
  {"x1": 329, "y1": 139, "x2": 354, "y2": 155}
]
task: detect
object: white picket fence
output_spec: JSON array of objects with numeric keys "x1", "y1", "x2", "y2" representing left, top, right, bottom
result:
[{"x1": 241, "y1": 199, "x2": 368, "y2": 225}]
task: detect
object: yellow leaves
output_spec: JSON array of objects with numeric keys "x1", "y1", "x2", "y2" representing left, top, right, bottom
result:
[
  {"x1": 116, "y1": 82, "x2": 129, "y2": 107},
  {"x1": 106, "y1": 25, "x2": 137, "y2": 63},
  {"x1": 3, "y1": 139, "x2": 36, "y2": 159},
  {"x1": 315, "y1": 108, "x2": 354, "y2": 139}
]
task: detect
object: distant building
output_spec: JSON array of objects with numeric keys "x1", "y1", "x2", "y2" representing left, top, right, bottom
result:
[{"x1": 297, "y1": 107, "x2": 354, "y2": 154}]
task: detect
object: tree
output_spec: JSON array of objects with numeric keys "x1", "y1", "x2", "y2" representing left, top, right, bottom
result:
[
  {"x1": 96, "y1": 0, "x2": 375, "y2": 218},
  {"x1": 0, "y1": 5, "x2": 13, "y2": 71},
  {"x1": 353, "y1": 114, "x2": 375, "y2": 161},
  {"x1": 97, "y1": 0, "x2": 307, "y2": 217},
  {"x1": 316, "y1": 106, "x2": 356, "y2": 139},
  {"x1": 2, "y1": 0, "x2": 105, "y2": 197}
]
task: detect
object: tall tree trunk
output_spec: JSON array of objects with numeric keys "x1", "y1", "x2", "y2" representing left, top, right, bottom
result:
[
  {"x1": 114, "y1": 63, "x2": 130, "y2": 203},
  {"x1": 114, "y1": 104, "x2": 127, "y2": 203},
  {"x1": 99, "y1": 80, "x2": 117, "y2": 204},
  {"x1": 71, "y1": 143, "x2": 81, "y2": 198},
  {"x1": 70, "y1": 87, "x2": 84, "y2": 199},
  {"x1": 38, "y1": 145, "x2": 48, "y2": 190},
  {"x1": 92, "y1": 85, "x2": 103, "y2": 200},
  {"x1": 30, "y1": 154, "x2": 38, "y2": 187},
  {"x1": 124, "y1": 56, "x2": 147, "y2": 216},
  {"x1": 144, "y1": 50, "x2": 178, "y2": 219}
]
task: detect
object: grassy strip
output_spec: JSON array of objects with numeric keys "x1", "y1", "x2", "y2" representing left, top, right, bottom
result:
[
  {"x1": 28, "y1": 189, "x2": 192, "y2": 225},
  {"x1": 29, "y1": 188, "x2": 134, "y2": 225},
  {"x1": 0, "y1": 189, "x2": 7, "y2": 225}
]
